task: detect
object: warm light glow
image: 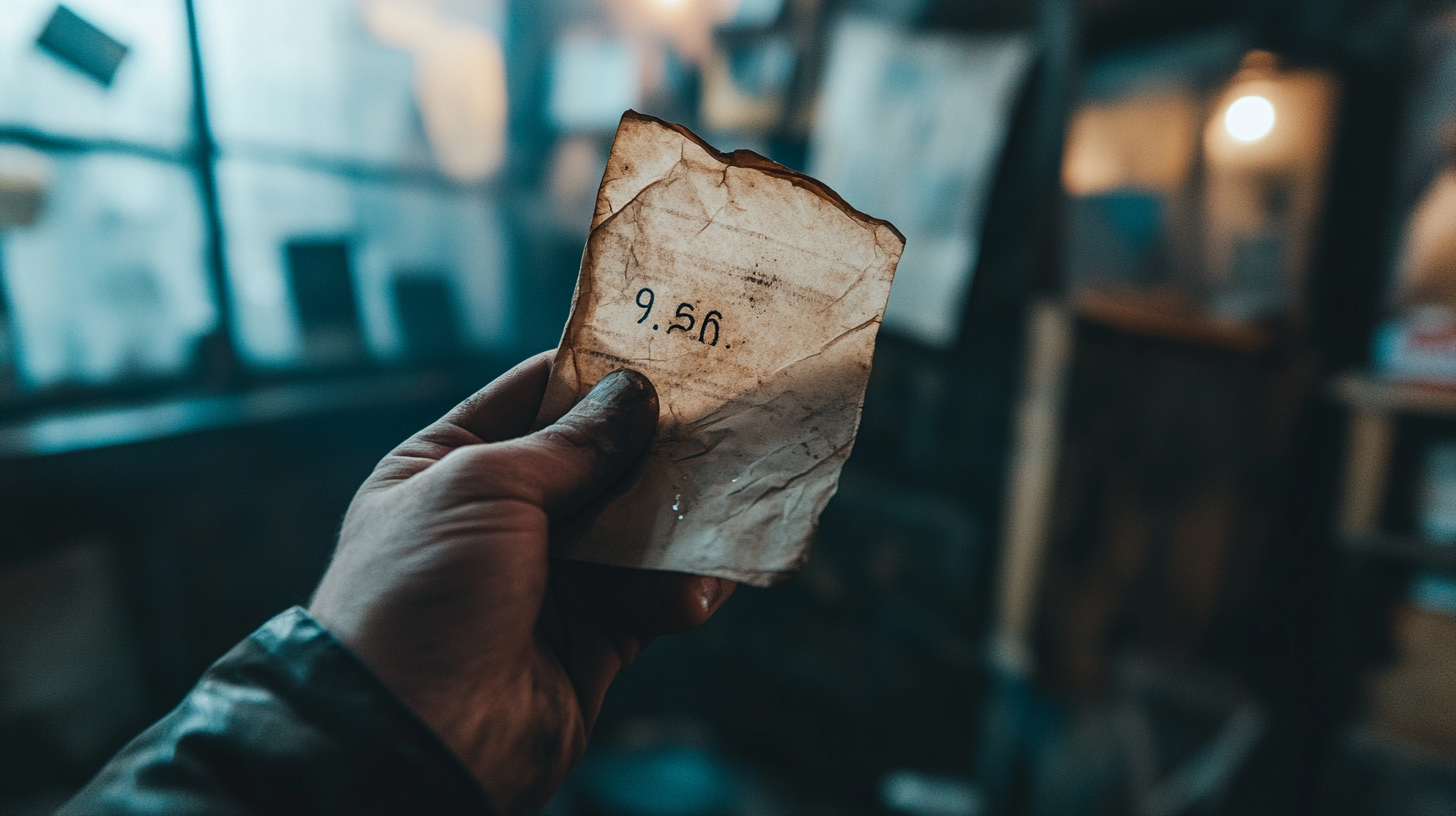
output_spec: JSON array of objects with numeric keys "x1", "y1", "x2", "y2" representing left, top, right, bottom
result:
[
  {"x1": 359, "y1": 0, "x2": 507, "y2": 182},
  {"x1": 654, "y1": 0, "x2": 688, "y2": 6},
  {"x1": 1224, "y1": 95, "x2": 1275, "y2": 143}
]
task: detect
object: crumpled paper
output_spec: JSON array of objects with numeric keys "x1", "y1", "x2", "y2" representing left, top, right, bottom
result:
[{"x1": 534, "y1": 111, "x2": 903, "y2": 586}]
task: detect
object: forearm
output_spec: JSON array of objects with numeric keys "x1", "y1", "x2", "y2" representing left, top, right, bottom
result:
[{"x1": 61, "y1": 608, "x2": 495, "y2": 816}]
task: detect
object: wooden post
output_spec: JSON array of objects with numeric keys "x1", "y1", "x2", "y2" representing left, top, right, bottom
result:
[
  {"x1": 1339, "y1": 406, "x2": 1395, "y2": 541},
  {"x1": 989, "y1": 300, "x2": 1074, "y2": 676}
]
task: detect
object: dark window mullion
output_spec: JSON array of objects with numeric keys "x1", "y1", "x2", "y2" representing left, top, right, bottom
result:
[
  {"x1": 183, "y1": 0, "x2": 243, "y2": 387},
  {"x1": 0, "y1": 125, "x2": 188, "y2": 165}
]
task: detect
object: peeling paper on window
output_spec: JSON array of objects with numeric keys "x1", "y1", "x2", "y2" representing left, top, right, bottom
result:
[{"x1": 534, "y1": 111, "x2": 904, "y2": 586}]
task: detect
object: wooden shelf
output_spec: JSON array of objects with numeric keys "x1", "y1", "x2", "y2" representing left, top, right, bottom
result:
[
  {"x1": 1341, "y1": 533, "x2": 1456, "y2": 570},
  {"x1": 1071, "y1": 289, "x2": 1275, "y2": 353},
  {"x1": 1346, "y1": 724, "x2": 1456, "y2": 776},
  {"x1": 1331, "y1": 373, "x2": 1456, "y2": 418},
  {"x1": 0, "y1": 367, "x2": 481, "y2": 460}
]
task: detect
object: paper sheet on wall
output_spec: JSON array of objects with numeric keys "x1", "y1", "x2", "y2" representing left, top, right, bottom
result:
[
  {"x1": 809, "y1": 19, "x2": 1034, "y2": 349},
  {"x1": 534, "y1": 111, "x2": 904, "y2": 586}
]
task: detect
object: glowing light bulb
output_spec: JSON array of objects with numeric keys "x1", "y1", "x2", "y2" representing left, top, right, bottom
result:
[{"x1": 1224, "y1": 95, "x2": 1275, "y2": 143}]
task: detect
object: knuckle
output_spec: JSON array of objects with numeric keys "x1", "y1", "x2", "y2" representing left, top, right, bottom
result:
[
  {"x1": 435, "y1": 445, "x2": 508, "y2": 491},
  {"x1": 434, "y1": 441, "x2": 558, "y2": 505},
  {"x1": 541, "y1": 414, "x2": 618, "y2": 460}
]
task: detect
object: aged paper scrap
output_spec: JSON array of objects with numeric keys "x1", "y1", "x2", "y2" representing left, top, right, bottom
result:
[{"x1": 535, "y1": 111, "x2": 904, "y2": 586}]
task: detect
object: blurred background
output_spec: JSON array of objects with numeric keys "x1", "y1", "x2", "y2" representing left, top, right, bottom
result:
[{"x1": 4, "y1": 0, "x2": 1456, "y2": 813}]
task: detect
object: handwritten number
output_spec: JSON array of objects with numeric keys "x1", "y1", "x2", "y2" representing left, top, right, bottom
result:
[
  {"x1": 667, "y1": 302, "x2": 695, "y2": 334},
  {"x1": 635, "y1": 288, "x2": 654, "y2": 323},
  {"x1": 699, "y1": 311, "x2": 721, "y2": 346},
  {"x1": 636, "y1": 291, "x2": 725, "y2": 348}
]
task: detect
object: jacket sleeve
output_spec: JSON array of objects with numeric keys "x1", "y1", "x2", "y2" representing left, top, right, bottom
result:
[{"x1": 60, "y1": 606, "x2": 497, "y2": 816}]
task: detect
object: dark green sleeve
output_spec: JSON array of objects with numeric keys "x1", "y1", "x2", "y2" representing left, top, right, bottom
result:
[{"x1": 60, "y1": 607, "x2": 496, "y2": 816}]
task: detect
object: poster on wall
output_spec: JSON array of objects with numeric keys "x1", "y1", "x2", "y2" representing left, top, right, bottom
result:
[{"x1": 809, "y1": 19, "x2": 1033, "y2": 349}]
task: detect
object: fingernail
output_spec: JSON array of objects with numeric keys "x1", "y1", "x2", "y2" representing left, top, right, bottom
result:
[
  {"x1": 586, "y1": 369, "x2": 656, "y2": 410},
  {"x1": 698, "y1": 577, "x2": 721, "y2": 611}
]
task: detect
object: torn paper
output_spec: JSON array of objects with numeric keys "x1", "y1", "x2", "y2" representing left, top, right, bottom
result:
[{"x1": 535, "y1": 111, "x2": 903, "y2": 586}]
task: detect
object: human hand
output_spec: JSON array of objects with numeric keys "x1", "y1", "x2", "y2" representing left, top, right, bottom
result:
[{"x1": 309, "y1": 352, "x2": 735, "y2": 815}]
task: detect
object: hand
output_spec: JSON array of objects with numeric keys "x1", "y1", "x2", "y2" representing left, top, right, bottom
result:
[{"x1": 309, "y1": 352, "x2": 735, "y2": 815}]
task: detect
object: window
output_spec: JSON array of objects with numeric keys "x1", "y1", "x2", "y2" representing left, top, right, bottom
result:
[{"x1": 0, "y1": 0, "x2": 513, "y2": 402}]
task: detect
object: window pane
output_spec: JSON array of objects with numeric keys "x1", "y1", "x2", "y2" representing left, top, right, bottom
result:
[
  {"x1": 1, "y1": 151, "x2": 215, "y2": 388},
  {"x1": 216, "y1": 158, "x2": 510, "y2": 368},
  {"x1": 196, "y1": 0, "x2": 506, "y2": 178},
  {"x1": 0, "y1": 0, "x2": 193, "y2": 151}
]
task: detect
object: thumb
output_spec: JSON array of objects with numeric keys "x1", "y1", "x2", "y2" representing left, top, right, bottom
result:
[{"x1": 473, "y1": 369, "x2": 658, "y2": 516}]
